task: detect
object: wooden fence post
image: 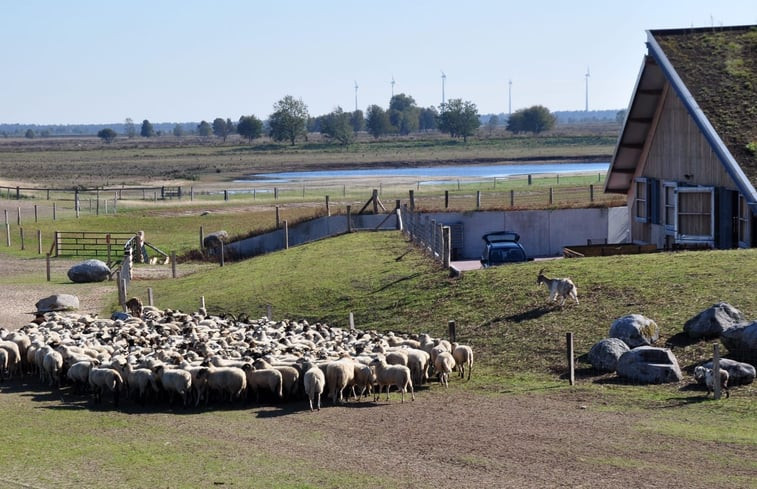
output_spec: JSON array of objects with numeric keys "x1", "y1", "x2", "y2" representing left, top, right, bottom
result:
[
  {"x1": 219, "y1": 241, "x2": 224, "y2": 267},
  {"x1": 372, "y1": 189, "x2": 379, "y2": 214},
  {"x1": 346, "y1": 205, "x2": 352, "y2": 233},
  {"x1": 171, "y1": 251, "x2": 177, "y2": 278},
  {"x1": 349, "y1": 312, "x2": 355, "y2": 331},
  {"x1": 549, "y1": 187, "x2": 554, "y2": 205},
  {"x1": 266, "y1": 304, "x2": 273, "y2": 321},
  {"x1": 713, "y1": 343, "x2": 721, "y2": 400},
  {"x1": 53, "y1": 202, "x2": 56, "y2": 220},
  {"x1": 17, "y1": 206, "x2": 21, "y2": 225},
  {"x1": 190, "y1": 186, "x2": 194, "y2": 201},
  {"x1": 75, "y1": 190, "x2": 80, "y2": 218},
  {"x1": 37, "y1": 229, "x2": 42, "y2": 254},
  {"x1": 445, "y1": 190, "x2": 449, "y2": 209},
  {"x1": 528, "y1": 174, "x2": 532, "y2": 185},
  {"x1": 566, "y1": 332, "x2": 575, "y2": 385},
  {"x1": 590, "y1": 184, "x2": 594, "y2": 202},
  {"x1": 147, "y1": 287, "x2": 154, "y2": 307},
  {"x1": 275, "y1": 206, "x2": 280, "y2": 229},
  {"x1": 448, "y1": 320, "x2": 456, "y2": 343},
  {"x1": 510, "y1": 190, "x2": 514, "y2": 207},
  {"x1": 283, "y1": 220, "x2": 289, "y2": 249},
  {"x1": 325, "y1": 195, "x2": 330, "y2": 216},
  {"x1": 200, "y1": 226, "x2": 204, "y2": 250},
  {"x1": 201, "y1": 296, "x2": 206, "y2": 310},
  {"x1": 476, "y1": 191, "x2": 481, "y2": 210},
  {"x1": 19, "y1": 227, "x2": 24, "y2": 250},
  {"x1": 46, "y1": 253, "x2": 51, "y2": 281},
  {"x1": 34, "y1": 204, "x2": 38, "y2": 222},
  {"x1": 409, "y1": 190, "x2": 415, "y2": 210}
]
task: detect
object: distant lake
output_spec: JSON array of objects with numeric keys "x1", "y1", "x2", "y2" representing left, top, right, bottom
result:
[{"x1": 235, "y1": 162, "x2": 610, "y2": 184}]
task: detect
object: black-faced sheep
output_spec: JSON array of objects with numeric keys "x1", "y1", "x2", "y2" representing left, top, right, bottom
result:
[{"x1": 369, "y1": 355, "x2": 415, "y2": 403}]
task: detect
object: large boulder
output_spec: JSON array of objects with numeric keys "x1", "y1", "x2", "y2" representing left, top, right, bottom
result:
[
  {"x1": 609, "y1": 314, "x2": 660, "y2": 348},
  {"x1": 587, "y1": 338, "x2": 630, "y2": 372},
  {"x1": 616, "y1": 346, "x2": 682, "y2": 384},
  {"x1": 35, "y1": 294, "x2": 79, "y2": 312},
  {"x1": 720, "y1": 321, "x2": 757, "y2": 362},
  {"x1": 67, "y1": 259, "x2": 110, "y2": 283},
  {"x1": 683, "y1": 302, "x2": 744, "y2": 339},
  {"x1": 203, "y1": 230, "x2": 228, "y2": 249},
  {"x1": 696, "y1": 358, "x2": 755, "y2": 386}
]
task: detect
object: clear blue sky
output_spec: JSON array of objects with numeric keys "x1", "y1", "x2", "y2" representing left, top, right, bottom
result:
[{"x1": 2, "y1": 0, "x2": 755, "y2": 125}]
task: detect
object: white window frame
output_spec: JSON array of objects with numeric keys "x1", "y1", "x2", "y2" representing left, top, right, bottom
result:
[
  {"x1": 675, "y1": 186, "x2": 714, "y2": 245},
  {"x1": 663, "y1": 181, "x2": 677, "y2": 234},
  {"x1": 634, "y1": 177, "x2": 648, "y2": 223}
]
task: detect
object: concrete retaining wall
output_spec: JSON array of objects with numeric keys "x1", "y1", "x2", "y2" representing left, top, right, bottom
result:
[{"x1": 224, "y1": 207, "x2": 628, "y2": 261}]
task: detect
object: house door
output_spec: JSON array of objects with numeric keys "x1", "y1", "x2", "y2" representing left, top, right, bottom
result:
[{"x1": 717, "y1": 189, "x2": 738, "y2": 249}]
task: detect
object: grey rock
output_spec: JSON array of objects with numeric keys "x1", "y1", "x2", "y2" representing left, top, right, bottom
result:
[
  {"x1": 587, "y1": 338, "x2": 630, "y2": 372},
  {"x1": 683, "y1": 302, "x2": 743, "y2": 339},
  {"x1": 697, "y1": 358, "x2": 755, "y2": 386},
  {"x1": 609, "y1": 314, "x2": 660, "y2": 348},
  {"x1": 35, "y1": 294, "x2": 79, "y2": 312},
  {"x1": 720, "y1": 321, "x2": 757, "y2": 363},
  {"x1": 616, "y1": 346, "x2": 682, "y2": 384},
  {"x1": 67, "y1": 259, "x2": 110, "y2": 283}
]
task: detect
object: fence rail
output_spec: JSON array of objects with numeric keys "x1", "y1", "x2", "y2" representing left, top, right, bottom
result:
[{"x1": 53, "y1": 231, "x2": 135, "y2": 259}]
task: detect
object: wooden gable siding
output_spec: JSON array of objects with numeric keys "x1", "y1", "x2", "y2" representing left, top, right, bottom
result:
[{"x1": 642, "y1": 91, "x2": 736, "y2": 188}]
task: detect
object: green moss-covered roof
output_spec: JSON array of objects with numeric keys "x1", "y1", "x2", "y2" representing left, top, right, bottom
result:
[{"x1": 652, "y1": 25, "x2": 757, "y2": 187}]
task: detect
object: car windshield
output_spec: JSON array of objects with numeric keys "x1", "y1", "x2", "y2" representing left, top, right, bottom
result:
[{"x1": 490, "y1": 246, "x2": 525, "y2": 263}]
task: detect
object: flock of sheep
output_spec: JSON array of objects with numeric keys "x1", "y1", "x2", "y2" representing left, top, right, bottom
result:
[{"x1": 0, "y1": 304, "x2": 474, "y2": 411}]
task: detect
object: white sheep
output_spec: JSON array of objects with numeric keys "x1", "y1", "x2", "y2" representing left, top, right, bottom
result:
[
  {"x1": 197, "y1": 365, "x2": 247, "y2": 403},
  {"x1": 405, "y1": 348, "x2": 430, "y2": 385},
  {"x1": 66, "y1": 359, "x2": 97, "y2": 393},
  {"x1": 369, "y1": 355, "x2": 415, "y2": 403},
  {"x1": 326, "y1": 355, "x2": 356, "y2": 404},
  {"x1": 0, "y1": 348, "x2": 7, "y2": 381},
  {"x1": 434, "y1": 351, "x2": 456, "y2": 388},
  {"x1": 694, "y1": 365, "x2": 730, "y2": 398},
  {"x1": 88, "y1": 366, "x2": 124, "y2": 406},
  {"x1": 253, "y1": 359, "x2": 300, "y2": 400},
  {"x1": 42, "y1": 349, "x2": 64, "y2": 387},
  {"x1": 537, "y1": 268, "x2": 579, "y2": 306},
  {"x1": 154, "y1": 365, "x2": 192, "y2": 408},
  {"x1": 122, "y1": 361, "x2": 160, "y2": 405},
  {"x1": 302, "y1": 362, "x2": 326, "y2": 411},
  {"x1": 0, "y1": 340, "x2": 22, "y2": 379},
  {"x1": 452, "y1": 343, "x2": 473, "y2": 381},
  {"x1": 241, "y1": 364, "x2": 283, "y2": 403}
]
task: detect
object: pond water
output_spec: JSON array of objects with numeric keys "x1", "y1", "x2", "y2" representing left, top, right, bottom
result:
[{"x1": 235, "y1": 162, "x2": 609, "y2": 184}]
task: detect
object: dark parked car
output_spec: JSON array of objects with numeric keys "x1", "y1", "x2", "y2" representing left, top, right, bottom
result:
[{"x1": 480, "y1": 231, "x2": 531, "y2": 268}]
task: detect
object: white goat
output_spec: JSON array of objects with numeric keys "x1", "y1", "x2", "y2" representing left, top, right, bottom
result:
[
  {"x1": 694, "y1": 365, "x2": 730, "y2": 398},
  {"x1": 537, "y1": 269, "x2": 578, "y2": 306},
  {"x1": 369, "y1": 355, "x2": 415, "y2": 403}
]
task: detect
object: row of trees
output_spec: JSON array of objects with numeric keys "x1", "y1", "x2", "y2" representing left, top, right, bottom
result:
[{"x1": 97, "y1": 96, "x2": 557, "y2": 145}]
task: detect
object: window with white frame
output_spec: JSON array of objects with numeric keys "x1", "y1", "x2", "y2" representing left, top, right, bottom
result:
[
  {"x1": 634, "y1": 178, "x2": 648, "y2": 222},
  {"x1": 675, "y1": 186, "x2": 714, "y2": 243}
]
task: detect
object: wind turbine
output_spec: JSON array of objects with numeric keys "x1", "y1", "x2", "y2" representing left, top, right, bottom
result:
[
  {"x1": 441, "y1": 70, "x2": 446, "y2": 106},
  {"x1": 354, "y1": 81, "x2": 359, "y2": 112},
  {"x1": 585, "y1": 66, "x2": 590, "y2": 112}
]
